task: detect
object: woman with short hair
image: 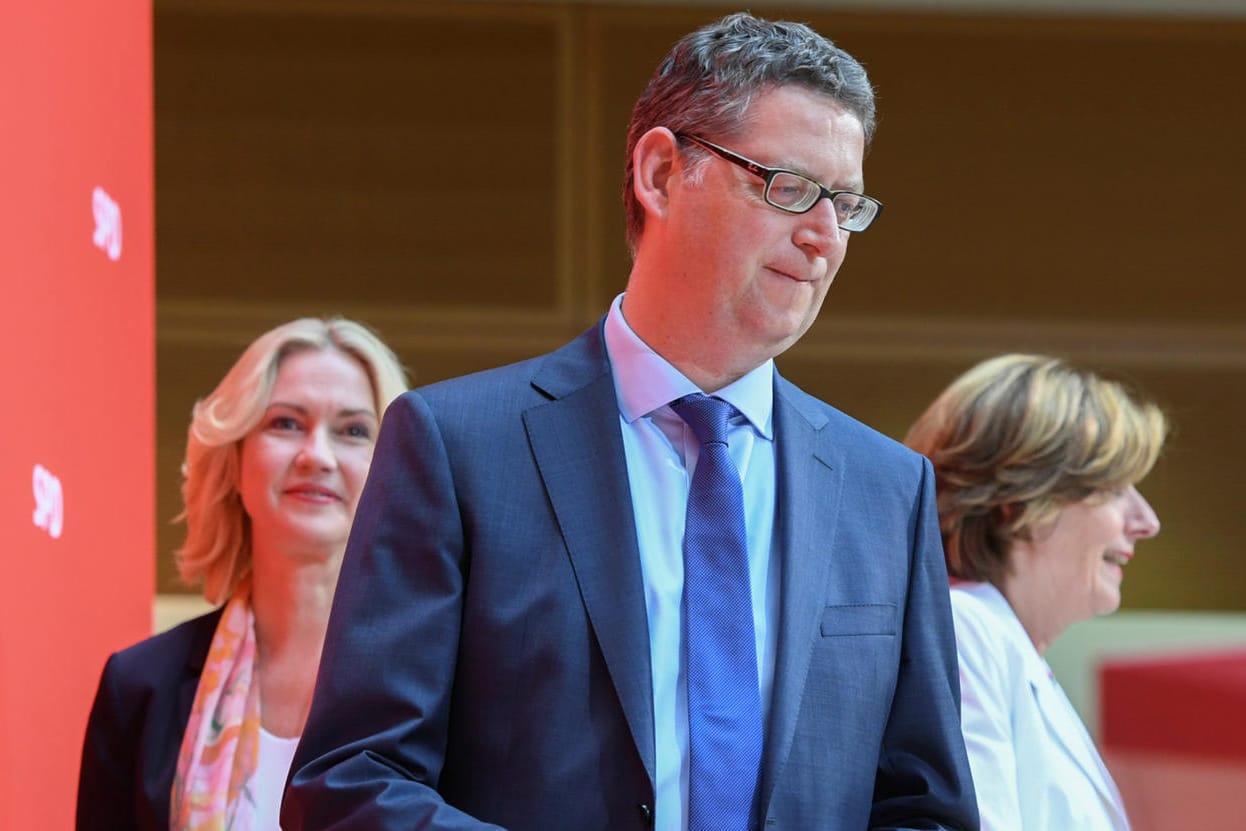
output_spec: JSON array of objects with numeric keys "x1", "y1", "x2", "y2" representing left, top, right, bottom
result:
[{"x1": 906, "y1": 353, "x2": 1166, "y2": 831}]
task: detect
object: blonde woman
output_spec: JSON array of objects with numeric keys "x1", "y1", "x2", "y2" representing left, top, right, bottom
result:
[
  {"x1": 905, "y1": 353, "x2": 1166, "y2": 831},
  {"x1": 77, "y1": 317, "x2": 408, "y2": 831}
]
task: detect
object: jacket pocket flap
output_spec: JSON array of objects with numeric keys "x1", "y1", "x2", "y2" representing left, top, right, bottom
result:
[{"x1": 819, "y1": 603, "x2": 897, "y2": 637}]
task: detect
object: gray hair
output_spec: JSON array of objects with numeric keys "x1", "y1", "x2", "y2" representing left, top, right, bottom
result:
[{"x1": 623, "y1": 12, "x2": 877, "y2": 254}]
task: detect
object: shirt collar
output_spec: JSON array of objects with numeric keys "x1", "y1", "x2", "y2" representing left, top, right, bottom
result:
[{"x1": 603, "y1": 293, "x2": 774, "y2": 439}]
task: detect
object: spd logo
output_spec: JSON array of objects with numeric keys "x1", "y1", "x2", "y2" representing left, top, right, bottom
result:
[
  {"x1": 92, "y1": 186, "x2": 122, "y2": 262},
  {"x1": 32, "y1": 463, "x2": 64, "y2": 539}
]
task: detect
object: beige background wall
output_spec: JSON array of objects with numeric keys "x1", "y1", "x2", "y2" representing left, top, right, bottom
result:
[{"x1": 153, "y1": 1, "x2": 1246, "y2": 608}]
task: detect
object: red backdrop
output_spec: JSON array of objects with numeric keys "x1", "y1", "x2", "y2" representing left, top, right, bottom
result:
[{"x1": 0, "y1": 1, "x2": 152, "y2": 825}]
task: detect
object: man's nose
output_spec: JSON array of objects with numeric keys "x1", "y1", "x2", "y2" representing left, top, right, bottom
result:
[{"x1": 792, "y1": 197, "x2": 844, "y2": 258}]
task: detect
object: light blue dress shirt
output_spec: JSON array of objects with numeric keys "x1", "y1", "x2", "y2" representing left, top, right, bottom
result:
[{"x1": 602, "y1": 293, "x2": 779, "y2": 831}]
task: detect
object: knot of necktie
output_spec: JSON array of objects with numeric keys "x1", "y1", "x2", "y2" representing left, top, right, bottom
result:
[{"x1": 671, "y1": 393, "x2": 733, "y2": 447}]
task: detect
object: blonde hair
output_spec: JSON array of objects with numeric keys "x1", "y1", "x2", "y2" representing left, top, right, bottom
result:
[
  {"x1": 904, "y1": 353, "x2": 1166, "y2": 587},
  {"x1": 175, "y1": 317, "x2": 409, "y2": 604}
]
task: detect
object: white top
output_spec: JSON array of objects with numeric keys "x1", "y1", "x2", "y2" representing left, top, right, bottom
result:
[
  {"x1": 951, "y1": 581, "x2": 1130, "y2": 831},
  {"x1": 252, "y1": 727, "x2": 301, "y2": 830}
]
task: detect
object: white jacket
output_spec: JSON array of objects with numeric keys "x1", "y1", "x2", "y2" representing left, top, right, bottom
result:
[{"x1": 951, "y1": 582, "x2": 1130, "y2": 831}]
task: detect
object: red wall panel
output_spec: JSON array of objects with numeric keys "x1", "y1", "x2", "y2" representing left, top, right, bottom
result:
[{"x1": 0, "y1": 1, "x2": 152, "y2": 825}]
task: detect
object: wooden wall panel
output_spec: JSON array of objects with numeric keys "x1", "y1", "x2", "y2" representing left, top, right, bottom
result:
[
  {"x1": 157, "y1": 5, "x2": 563, "y2": 310},
  {"x1": 828, "y1": 14, "x2": 1246, "y2": 324}
]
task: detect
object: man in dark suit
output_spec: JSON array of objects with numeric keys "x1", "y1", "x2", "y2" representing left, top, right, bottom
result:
[{"x1": 284, "y1": 12, "x2": 977, "y2": 831}]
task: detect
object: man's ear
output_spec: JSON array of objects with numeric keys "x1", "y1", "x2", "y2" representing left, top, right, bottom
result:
[{"x1": 631, "y1": 127, "x2": 680, "y2": 222}]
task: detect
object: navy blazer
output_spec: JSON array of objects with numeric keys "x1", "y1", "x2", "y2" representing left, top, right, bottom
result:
[
  {"x1": 76, "y1": 608, "x2": 222, "y2": 831},
  {"x1": 284, "y1": 321, "x2": 977, "y2": 830}
]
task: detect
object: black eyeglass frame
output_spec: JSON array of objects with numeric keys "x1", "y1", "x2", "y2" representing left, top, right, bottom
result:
[{"x1": 674, "y1": 132, "x2": 884, "y2": 232}]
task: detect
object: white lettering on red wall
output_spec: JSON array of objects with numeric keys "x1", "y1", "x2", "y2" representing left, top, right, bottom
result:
[
  {"x1": 32, "y1": 464, "x2": 64, "y2": 539},
  {"x1": 91, "y1": 186, "x2": 122, "y2": 262}
]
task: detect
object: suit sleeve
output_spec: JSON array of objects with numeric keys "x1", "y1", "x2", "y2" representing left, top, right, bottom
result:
[
  {"x1": 951, "y1": 595, "x2": 1025, "y2": 831},
  {"x1": 869, "y1": 457, "x2": 980, "y2": 831},
  {"x1": 282, "y1": 391, "x2": 506, "y2": 831},
  {"x1": 76, "y1": 655, "x2": 138, "y2": 831}
]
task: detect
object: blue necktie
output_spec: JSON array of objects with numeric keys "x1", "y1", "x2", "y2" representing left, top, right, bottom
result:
[{"x1": 671, "y1": 393, "x2": 763, "y2": 831}]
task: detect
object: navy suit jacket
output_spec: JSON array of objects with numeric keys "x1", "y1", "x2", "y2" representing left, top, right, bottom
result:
[
  {"x1": 284, "y1": 321, "x2": 977, "y2": 830},
  {"x1": 76, "y1": 608, "x2": 223, "y2": 831}
]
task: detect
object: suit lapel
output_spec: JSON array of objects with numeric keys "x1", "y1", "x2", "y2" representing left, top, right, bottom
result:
[
  {"x1": 759, "y1": 379, "x2": 843, "y2": 808},
  {"x1": 1029, "y1": 658, "x2": 1129, "y2": 828},
  {"x1": 522, "y1": 323, "x2": 656, "y2": 785}
]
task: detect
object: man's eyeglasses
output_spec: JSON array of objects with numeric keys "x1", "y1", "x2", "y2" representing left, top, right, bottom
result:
[{"x1": 675, "y1": 133, "x2": 883, "y2": 233}]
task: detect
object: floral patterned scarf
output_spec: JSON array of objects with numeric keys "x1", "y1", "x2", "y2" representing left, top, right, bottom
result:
[{"x1": 170, "y1": 585, "x2": 261, "y2": 830}]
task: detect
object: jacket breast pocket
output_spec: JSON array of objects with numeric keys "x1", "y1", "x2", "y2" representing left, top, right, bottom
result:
[{"x1": 819, "y1": 603, "x2": 897, "y2": 637}]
